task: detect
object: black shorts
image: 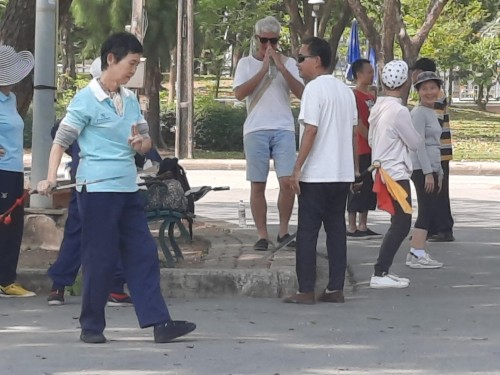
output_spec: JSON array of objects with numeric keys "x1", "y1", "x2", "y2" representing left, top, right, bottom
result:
[{"x1": 347, "y1": 154, "x2": 377, "y2": 213}]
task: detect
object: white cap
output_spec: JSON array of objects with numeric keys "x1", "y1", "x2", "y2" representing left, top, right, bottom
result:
[
  {"x1": 90, "y1": 57, "x2": 101, "y2": 79},
  {"x1": 381, "y1": 60, "x2": 408, "y2": 89}
]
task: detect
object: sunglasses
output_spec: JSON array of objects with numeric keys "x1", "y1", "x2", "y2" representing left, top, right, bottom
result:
[
  {"x1": 258, "y1": 36, "x2": 279, "y2": 45},
  {"x1": 297, "y1": 55, "x2": 316, "y2": 63}
]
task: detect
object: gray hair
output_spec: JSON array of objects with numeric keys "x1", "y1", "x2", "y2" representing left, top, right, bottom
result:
[{"x1": 254, "y1": 16, "x2": 281, "y2": 35}]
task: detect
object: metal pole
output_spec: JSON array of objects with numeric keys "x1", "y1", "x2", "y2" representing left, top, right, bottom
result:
[
  {"x1": 175, "y1": 0, "x2": 194, "y2": 159},
  {"x1": 175, "y1": 0, "x2": 183, "y2": 158},
  {"x1": 186, "y1": 0, "x2": 194, "y2": 158},
  {"x1": 31, "y1": 0, "x2": 58, "y2": 208},
  {"x1": 314, "y1": 16, "x2": 318, "y2": 37}
]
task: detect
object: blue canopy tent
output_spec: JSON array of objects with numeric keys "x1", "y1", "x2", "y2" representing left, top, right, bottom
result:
[
  {"x1": 346, "y1": 19, "x2": 361, "y2": 82},
  {"x1": 369, "y1": 47, "x2": 378, "y2": 86}
]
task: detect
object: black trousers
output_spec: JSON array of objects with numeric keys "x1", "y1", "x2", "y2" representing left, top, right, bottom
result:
[
  {"x1": 374, "y1": 180, "x2": 412, "y2": 276},
  {"x1": 347, "y1": 153, "x2": 377, "y2": 213},
  {"x1": 411, "y1": 169, "x2": 439, "y2": 230},
  {"x1": 296, "y1": 182, "x2": 350, "y2": 293},
  {"x1": 0, "y1": 170, "x2": 24, "y2": 286},
  {"x1": 428, "y1": 161, "x2": 454, "y2": 234}
]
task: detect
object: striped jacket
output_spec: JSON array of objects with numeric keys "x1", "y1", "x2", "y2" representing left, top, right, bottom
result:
[{"x1": 434, "y1": 94, "x2": 453, "y2": 161}]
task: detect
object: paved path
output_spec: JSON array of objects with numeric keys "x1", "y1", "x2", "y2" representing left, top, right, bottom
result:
[{"x1": 4, "y1": 170, "x2": 500, "y2": 374}]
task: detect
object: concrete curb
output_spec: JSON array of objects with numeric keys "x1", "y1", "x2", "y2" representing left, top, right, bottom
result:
[
  {"x1": 177, "y1": 159, "x2": 500, "y2": 175},
  {"x1": 16, "y1": 267, "x2": 298, "y2": 299}
]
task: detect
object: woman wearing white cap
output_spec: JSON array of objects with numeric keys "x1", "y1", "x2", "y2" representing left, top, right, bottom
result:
[
  {"x1": 405, "y1": 71, "x2": 444, "y2": 269},
  {"x1": 368, "y1": 60, "x2": 422, "y2": 289},
  {"x1": 0, "y1": 45, "x2": 36, "y2": 297}
]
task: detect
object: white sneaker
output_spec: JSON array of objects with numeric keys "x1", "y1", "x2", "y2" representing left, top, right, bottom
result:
[
  {"x1": 389, "y1": 273, "x2": 410, "y2": 283},
  {"x1": 408, "y1": 252, "x2": 443, "y2": 269},
  {"x1": 370, "y1": 273, "x2": 410, "y2": 289}
]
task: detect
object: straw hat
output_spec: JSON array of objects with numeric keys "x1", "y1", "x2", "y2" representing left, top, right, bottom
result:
[
  {"x1": 0, "y1": 45, "x2": 34, "y2": 86},
  {"x1": 381, "y1": 60, "x2": 408, "y2": 89}
]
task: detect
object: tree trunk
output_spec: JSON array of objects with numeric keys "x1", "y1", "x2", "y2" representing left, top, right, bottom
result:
[
  {"x1": 144, "y1": 57, "x2": 166, "y2": 149},
  {"x1": 168, "y1": 47, "x2": 176, "y2": 104},
  {"x1": 0, "y1": 0, "x2": 73, "y2": 117},
  {"x1": 448, "y1": 68, "x2": 453, "y2": 104},
  {"x1": 60, "y1": 10, "x2": 76, "y2": 82},
  {"x1": 476, "y1": 83, "x2": 486, "y2": 110},
  {"x1": 328, "y1": 0, "x2": 351, "y2": 69}
]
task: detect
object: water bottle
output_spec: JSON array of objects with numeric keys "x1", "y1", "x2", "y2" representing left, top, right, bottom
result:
[
  {"x1": 268, "y1": 58, "x2": 277, "y2": 79},
  {"x1": 238, "y1": 200, "x2": 247, "y2": 228}
]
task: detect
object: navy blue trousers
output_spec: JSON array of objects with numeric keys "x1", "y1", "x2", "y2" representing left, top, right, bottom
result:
[
  {"x1": 0, "y1": 170, "x2": 24, "y2": 286},
  {"x1": 77, "y1": 190, "x2": 171, "y2": 333},
  {"x1": 296, "y1": 182, "x2": 350, "y2": 293},
  {"x1": 48, "y1": 190, "x2": 126, "y2": 293}
]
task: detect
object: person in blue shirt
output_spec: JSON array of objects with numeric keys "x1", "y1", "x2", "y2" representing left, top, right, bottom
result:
[
  {"x1": 0, "y1": 45, "x2": 36, "y2": 298},
  {"x1": 37, "y1": 32, "x2": 196, "y2": 344},
  {"x1": 46, "y1": 120, "x2": 133, "y2": 307}
]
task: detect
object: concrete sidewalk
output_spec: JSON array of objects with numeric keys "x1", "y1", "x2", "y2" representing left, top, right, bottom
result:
[
  {"x1": 167, "y1": 159, "x2": 500, "y2": 175},
  {"x1": 16, "y1": 164, "x2": 500, "y2": 301}
]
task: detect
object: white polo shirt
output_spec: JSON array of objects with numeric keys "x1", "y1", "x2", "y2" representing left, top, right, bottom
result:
[
  {"x1": 298, "y1": 75, "x2": 357, "y2": 183},
  {"x1": 61, "y1": 79, "x2": 146, "y2": 192}
]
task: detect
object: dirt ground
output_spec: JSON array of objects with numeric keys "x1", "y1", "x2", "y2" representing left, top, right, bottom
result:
[{"x1": 18, "y1": 219, "x2": 213, "y2": 270}]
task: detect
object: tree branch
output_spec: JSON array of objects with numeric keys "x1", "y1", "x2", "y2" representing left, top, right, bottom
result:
[
  {"x1": 412, "y1": 0, "x2": 449, "y2": 49},
  {"x1": 347, "y1": 0, "x2": 381, "y2": 52},
  {"x1": 328, "y1": 0, "x2": 352, "y2": 67}
]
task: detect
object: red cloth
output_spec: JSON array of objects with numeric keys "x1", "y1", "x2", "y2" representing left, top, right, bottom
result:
[
  {"x1": 354, "y1": 89, "x2": 376, "y2": 156},
  {"x1": 372, "y1": 170, "x2": 395, "y2": 215}
]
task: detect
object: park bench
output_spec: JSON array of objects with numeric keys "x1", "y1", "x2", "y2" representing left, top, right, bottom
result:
[{"x1": 144, "y1": 185, "x2": 229, "y2": 268}]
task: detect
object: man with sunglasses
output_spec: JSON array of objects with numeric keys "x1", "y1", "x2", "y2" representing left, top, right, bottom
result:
[
  {"x1": 284, "y1": 37, "x2": 357, "y2": 304},
  {"x1": 233, "y1": 16, "x2": 304, "y2": 251}
]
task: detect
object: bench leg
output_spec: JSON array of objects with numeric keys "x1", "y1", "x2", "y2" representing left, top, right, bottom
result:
[
  {"x1": 168, "y1": 221, "x2": 185, "y2": 260},
  {"x1": 158, "y1": 219, "x2": 176, "y2": 268}
]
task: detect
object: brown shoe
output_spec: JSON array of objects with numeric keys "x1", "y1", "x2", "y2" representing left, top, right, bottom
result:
[
  {"x1": 283, "y1": 292, "x2": 315, "y2": 305},
  {"x1": 317, "y1": 290, "x2": 345, "y2": 303}
]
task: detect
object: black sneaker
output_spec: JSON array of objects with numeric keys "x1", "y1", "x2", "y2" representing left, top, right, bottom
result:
[
  {"x1": 253, "y1": 238, "x2": 269, "y2": 251},
  {"x1": 277, "y1": 233, "x2": 296, "y2": 248},
  {"x1": 357, "y1": 228, "x2": 383, "y2": 239},
  {"x1": 346, "y1": 230, "x2": 364, "y2": 238},
  {"x1": 154, "y1": 320, "x2": 196, "y2": 343},
  {"x1": 107, "y1": 292, "x2": 133, "y2": 307},
  {"x1": 47, "y1": 289, "x2": 65, "y2": 306},
  {"x1": 80, "y1": 330, "x2": 107, "y2": 344}
]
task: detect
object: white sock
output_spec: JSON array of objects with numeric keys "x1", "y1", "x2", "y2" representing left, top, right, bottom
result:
[{"x1": 410, "y1": 248, "x2": 426, "y2": 258}]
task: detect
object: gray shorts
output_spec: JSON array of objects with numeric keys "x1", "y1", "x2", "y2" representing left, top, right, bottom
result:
[{"x1": 244, "y1": 130, "x2": 296, "y2": 182}]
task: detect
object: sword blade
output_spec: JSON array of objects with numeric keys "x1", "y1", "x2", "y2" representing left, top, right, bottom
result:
[{"x1": 55, "y1": 175, "x2": 126, "y2": 191}]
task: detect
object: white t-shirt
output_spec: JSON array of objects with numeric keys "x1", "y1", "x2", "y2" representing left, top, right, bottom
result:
[
  {"x1": 298, "y1": 75, "x2": 357, "y2": 183},
  {"x1": 233, "y1": 55, "x2": 302, "y2": 136}
]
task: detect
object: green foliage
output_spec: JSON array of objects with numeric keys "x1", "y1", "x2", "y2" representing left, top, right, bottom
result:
[
  {"x1": 194, "y1": 96, "x2": 246, "y2": 151},
  {"x1": 160, "y1": 97, "x2": 246, "y2": 151}
]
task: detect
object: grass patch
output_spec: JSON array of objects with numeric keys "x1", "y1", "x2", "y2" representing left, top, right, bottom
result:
[
  {"x1": 449, "y1": 106, "x2": 500, "y2": 161},
  {"x1": 193, "y1": 150, "x2": 244, "y2": 159}
]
